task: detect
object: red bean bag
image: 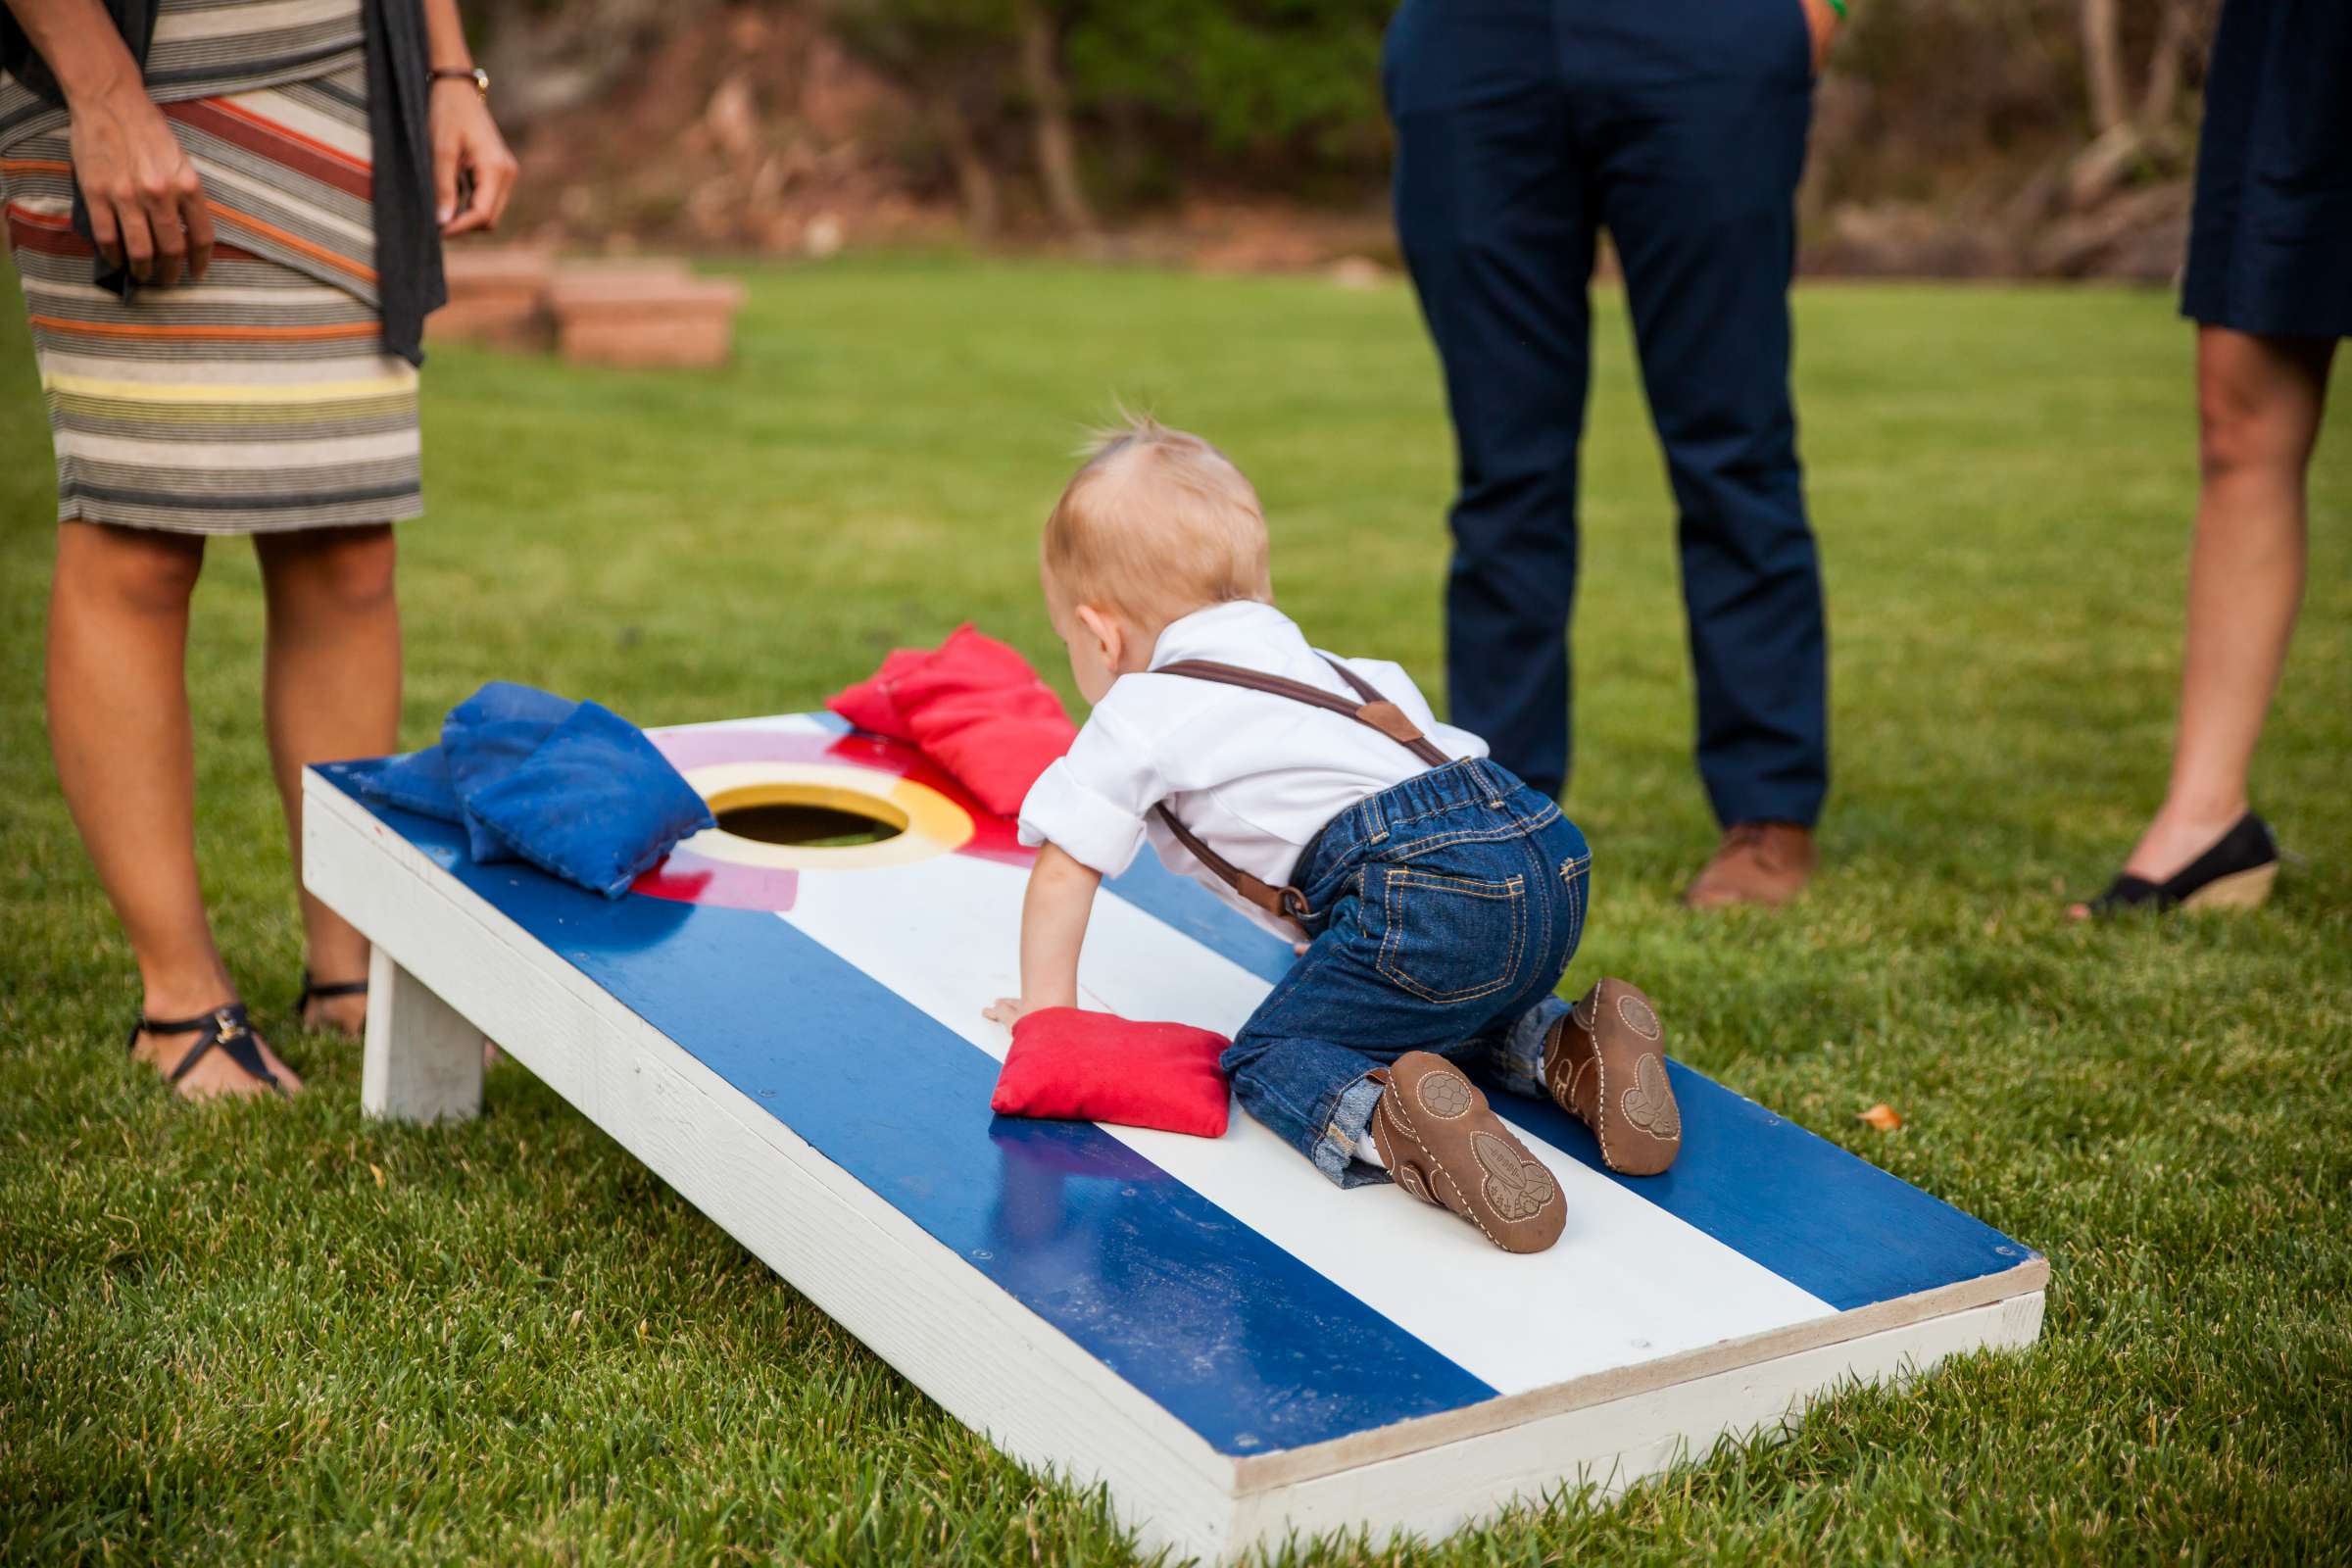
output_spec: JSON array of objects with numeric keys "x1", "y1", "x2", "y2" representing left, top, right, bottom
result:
[
  {"x1": 991, "y1": 1007, "x2": 1232, "y2": 1139},
  {"x1": 828, "y1": 624, "x2": 1076, "y2": 817}
]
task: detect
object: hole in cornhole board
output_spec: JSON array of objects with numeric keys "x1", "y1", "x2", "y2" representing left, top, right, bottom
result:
[{"x1": 709, "y1": 783, "x2": 907, "y2": 849}]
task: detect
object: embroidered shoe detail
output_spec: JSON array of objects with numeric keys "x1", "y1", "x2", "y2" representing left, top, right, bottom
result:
[
  {"x1": 1473, "y1": 1131, "x2": 1556, "y2": 1220},
  {"x1": 1616, "y1": 992, "x2": 1661, "y2": 1041},
  {"x1": 1620, "y1": 1054, "x2": 1681, "y2": 1142},
  {"x1": 1418, "y1": 1068, "x2": 1473, "y2": 1120},
  {"x1": 1544, "y1": 1020, "x2": 1592, "y2": 1107}
]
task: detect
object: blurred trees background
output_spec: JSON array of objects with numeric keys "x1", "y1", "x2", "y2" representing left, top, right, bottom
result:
[{"x1": 471, "y1": 0, "x2": 2219, "y2": 276}]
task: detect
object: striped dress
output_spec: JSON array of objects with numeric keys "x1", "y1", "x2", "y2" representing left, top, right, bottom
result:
[{"x1": 0, "y1": 0, "x2": 421, "y2": 533}]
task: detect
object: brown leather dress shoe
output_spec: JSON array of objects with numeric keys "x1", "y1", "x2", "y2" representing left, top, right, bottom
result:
[
  {"x1": 1683, "y1": 821, "x2": 1817, "y2": 909},
  {"x1": 1544, "y1": 979, "x2": 1680, "y2": 1175},
  {"x1": 1369, "y1": 1052, "x2": 1565, "y2": 1254}
]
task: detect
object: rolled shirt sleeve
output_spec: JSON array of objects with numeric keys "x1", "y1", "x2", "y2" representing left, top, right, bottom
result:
[{"x1": 1015, "y1": 701, "x2": 1165, "y2": 877}]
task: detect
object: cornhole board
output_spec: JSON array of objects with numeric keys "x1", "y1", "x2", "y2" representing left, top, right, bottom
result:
[{"x1": 303, "y1": 711, "x2": 2047, "y2": 1563}]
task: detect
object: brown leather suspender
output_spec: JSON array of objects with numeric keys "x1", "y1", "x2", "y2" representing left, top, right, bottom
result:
[{"x1": 1148, "y1": 656, "x2": 1454, "y2": 926}]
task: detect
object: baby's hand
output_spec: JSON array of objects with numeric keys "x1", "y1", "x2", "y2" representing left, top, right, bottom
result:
[{"x1": 984, "y1": 996, "x2": 1039, "y2": 1027}]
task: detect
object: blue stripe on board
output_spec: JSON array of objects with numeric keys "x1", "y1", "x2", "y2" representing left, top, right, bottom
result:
[
  {"x1": 1473, "y1": 1064, "x2": 2034, "y2": 1312},
  {"x1": 323, "y1": 765, "x2": 1497, "y2": 1455},
  {"x1": 1103, "y1": 839, "x2": 2033, "y2": 1313}
]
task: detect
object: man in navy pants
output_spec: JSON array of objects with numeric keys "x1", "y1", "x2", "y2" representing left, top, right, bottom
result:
[{"x1": 1389, "y1": 0, "x2": 1838, "y2": 907}]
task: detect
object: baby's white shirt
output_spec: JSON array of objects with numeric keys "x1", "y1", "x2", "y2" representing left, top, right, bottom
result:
[{"x1": 1015, "y1": 600, "x2": 1490, "y2": 938}]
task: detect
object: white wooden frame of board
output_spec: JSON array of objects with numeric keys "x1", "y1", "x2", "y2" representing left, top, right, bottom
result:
[{"x1": 304, "y1": 768, "x2": 2048, "y2": 1564}]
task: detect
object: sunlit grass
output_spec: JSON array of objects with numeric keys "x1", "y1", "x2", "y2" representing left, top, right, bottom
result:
[{"x1": 3, "y1": 254, "x2": 2346, "y2": 1564}]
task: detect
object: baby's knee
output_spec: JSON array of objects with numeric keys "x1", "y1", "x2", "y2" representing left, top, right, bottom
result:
[{"x1": 1219, "y1": 1030, "x2": 1274, "y2": 1083}]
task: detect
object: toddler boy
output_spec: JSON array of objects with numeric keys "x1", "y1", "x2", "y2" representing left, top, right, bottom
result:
[{"x1": 984, "y1": 418, "x2": 1680, "y2": 1252}]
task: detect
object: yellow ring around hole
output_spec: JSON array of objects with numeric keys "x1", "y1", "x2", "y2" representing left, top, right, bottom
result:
[{"x1": 673, "y1": 761, "x2": 974, "y2": 871}]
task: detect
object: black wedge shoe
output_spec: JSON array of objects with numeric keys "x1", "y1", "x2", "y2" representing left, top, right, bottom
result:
[
  {"x1": 128, "y1": 1002, "x2": 287, "y2": 1097},
  {"x1": 2082, "y1": 812, "x2": 2280, "y2": 916}
]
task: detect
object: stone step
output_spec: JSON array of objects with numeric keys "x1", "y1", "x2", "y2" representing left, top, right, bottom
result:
[
  {"x1": 548, "y1": 268, "x2": 747, "y2": 368},
  {"x1": 429, "y1": 243, "x2": 555, "y2": 350}
]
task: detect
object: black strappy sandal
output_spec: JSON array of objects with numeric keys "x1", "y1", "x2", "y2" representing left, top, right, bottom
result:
[
  {"x1": 128, "y1": 1002, "x2": 286, "y2": 1096},
  {"x1": 2082, "y1": 811, "x2": 2281, "y2": 916},
  {"x1": 297, "y1": 970, "x2": 369, "y2": 1031}
]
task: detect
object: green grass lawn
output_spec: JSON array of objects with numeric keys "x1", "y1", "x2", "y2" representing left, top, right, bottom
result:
[{"x1": 3, "y1": 254, "x2": 2347, "y2": 1565}]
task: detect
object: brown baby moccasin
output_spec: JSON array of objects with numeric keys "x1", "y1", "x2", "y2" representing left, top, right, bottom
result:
[
  {"x1": 1368, "y1": 1051, "x2": 1565, "y2": 1254},
  {"x1": 1544, "y1": 979, "x2": 1682, "y2": 1176}
]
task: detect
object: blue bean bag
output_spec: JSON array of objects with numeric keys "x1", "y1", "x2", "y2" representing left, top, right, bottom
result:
[{"x1": 347, "y1": 681, "x2": 712, "y2": 898}]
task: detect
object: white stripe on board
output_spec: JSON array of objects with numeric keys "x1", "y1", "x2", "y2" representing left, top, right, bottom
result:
[{"x1": 736, "y1": 720, "x2": 1836, "y2": 1398}]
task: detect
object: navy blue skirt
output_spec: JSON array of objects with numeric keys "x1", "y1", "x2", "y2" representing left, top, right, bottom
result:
[{"x1": 2180, "y1": 0, "x2": 2352, "y2": 340}]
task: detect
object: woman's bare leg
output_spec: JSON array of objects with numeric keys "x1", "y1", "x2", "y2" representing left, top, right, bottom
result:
[
  {"x1": 255, "y1": 523, "x2": 401, "y2": 1035},
  {"x1": 48, "y1": 521, "x2": 302, "y2": 1096},
  {"x1": 2079, "y1": 327, "x2": 2334, "y2": 909}
]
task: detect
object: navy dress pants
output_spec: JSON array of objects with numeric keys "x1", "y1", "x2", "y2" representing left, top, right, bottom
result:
[{"x1": 1388, "y1": 0, "x2": 1828, "y2": 825}]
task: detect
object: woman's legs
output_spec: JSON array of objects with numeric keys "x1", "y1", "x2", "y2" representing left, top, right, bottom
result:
[
  {"x1": 48, "y1": 521, "x2": 302, "y2": 1097},
  {"x1": 2104, "y1": 327, "x2": 2335, "y2": 892},
  {"x1": 254, "y1": 524, "x2": 401, "y2": 1034}
]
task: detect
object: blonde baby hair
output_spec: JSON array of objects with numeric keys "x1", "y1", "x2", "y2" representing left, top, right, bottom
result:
[{"x1": 1043, "y1": 413, "x2": 1274, "y2": 629}]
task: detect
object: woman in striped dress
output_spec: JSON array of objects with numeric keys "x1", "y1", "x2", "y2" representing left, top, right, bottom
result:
[{"x1": 2, "y1": 0, "x2": 515, "y2": 1097}]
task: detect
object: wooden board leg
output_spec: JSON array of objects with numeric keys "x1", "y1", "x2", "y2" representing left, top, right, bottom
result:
[{"x1": 361, "y1": 946, "x2": 484, "y2": 1123}]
